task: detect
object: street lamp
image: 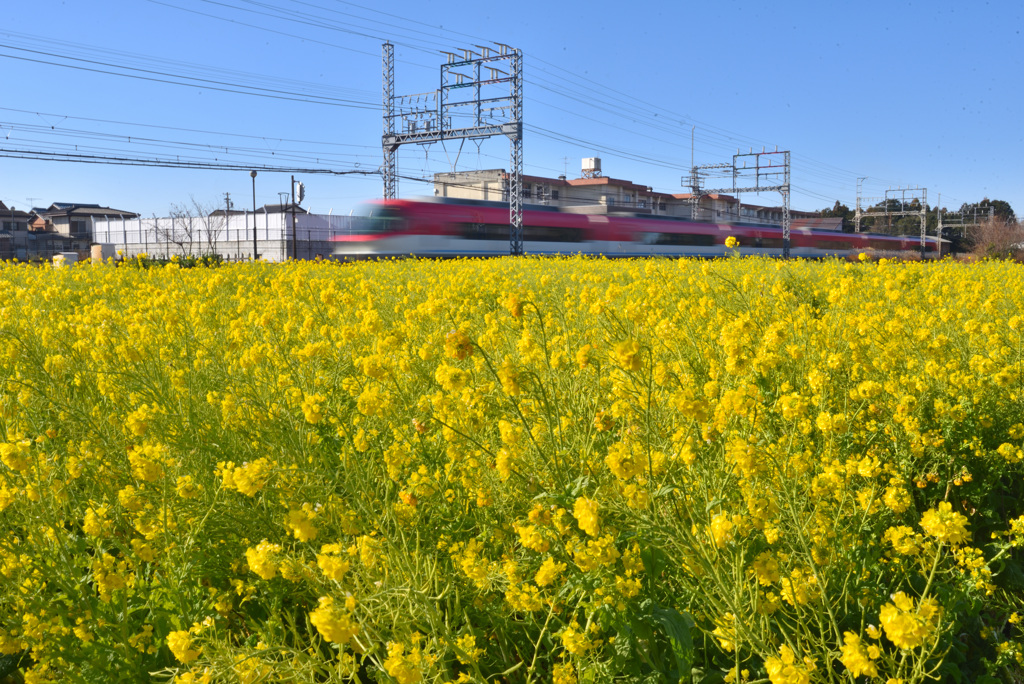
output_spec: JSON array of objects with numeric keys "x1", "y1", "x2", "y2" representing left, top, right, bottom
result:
[{"x1": 250, "y1": 170, "x2": 258, "y2": 260}]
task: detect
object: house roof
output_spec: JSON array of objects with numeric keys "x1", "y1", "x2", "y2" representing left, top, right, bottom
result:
[
  {"x1": 41, "y1": 204, "x2": 139, "y2": 218},
  {"x1": 258, "y1": 203, "x2": 305, "y2": 214},
  {"x1": 0, "y1": 202, "x2": 32, "y2": 220}
]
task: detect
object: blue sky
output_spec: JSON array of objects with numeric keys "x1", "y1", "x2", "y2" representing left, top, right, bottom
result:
[{"x1": 1, "y1": 0, "x2": 1020, "y2": 218}]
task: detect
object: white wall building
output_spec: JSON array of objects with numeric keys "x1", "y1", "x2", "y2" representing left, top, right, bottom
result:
[{"x1": 91, "y1": 206, "x2": 354, "y2": 261}]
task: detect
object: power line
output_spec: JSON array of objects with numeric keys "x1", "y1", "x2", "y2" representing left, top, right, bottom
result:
[
  {"x1": 0, "y1": 43, "x2": 378, "y2": 109},
  {"x1": 0, "y1": 146, "x2": 378, "y2": 175}
]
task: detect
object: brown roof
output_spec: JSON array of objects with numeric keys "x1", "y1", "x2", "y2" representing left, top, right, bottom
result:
[
  {"x1": 673, "y1": 193, "x2": 738, "y2": 203},
  {"x1": 0, "y1": 202, "x2": 32, "y2": 220},
  {"x1": 523, "y1": 174, "x2": 569, "y2": 186},
  {"x1": 566, "y1": 176, "x2": 651, "y2": 192}
]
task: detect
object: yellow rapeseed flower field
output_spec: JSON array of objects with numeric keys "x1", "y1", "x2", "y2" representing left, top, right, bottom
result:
[{"x1": 1, "y1": 255, "x2": 1023, "y2": 683}]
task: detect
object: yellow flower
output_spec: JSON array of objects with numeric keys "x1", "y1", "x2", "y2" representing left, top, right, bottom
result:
[
  {"x1": 317, "y1": 544, "x2": 351, "y2": 580},
  {"x1": 559, "y1": 622, "x2": 593, "y2": 656},
  {"x1": 573, "y1": 497, "x2": 600, "y2": 537},
  {"x1": 309, "y1": 596, "x2": 359, "y2": 645},
  {"x1": 709, "y1": 512, "x2": 735, "y2": 548},
  {"x1": 445, "y1": 329, "x2": 474, "y2": 360},
  {"x1": 920, "y1": 501, "x2": 969, "y2": 544},
  {"x1": 454, "y1": 633, "x2": 483, "y2": 664},
  {"x1": 515, "y1": 523, "x2": 550, "y2": 553},
  {"x1": 883, "y1": 526, "x2": 921, "y2": 556},
  {"x1": 613, "y1": 340, "x2": 642, "y2": 371},
  {"x1": 245, "y1": 540, "x2": 281, "y2": 580},
  {"x1": 839, "y1": 631, "x2": 878, "y2": 678},
  {"x1": 284, "y1": 505, "x2": 318, "y2": 542},
  {"x1": 383, "y1": 642, "x2": 425, "y2": 684},
  {"x1": 176, "y1": 475, "x2": 202, "y2": 499},
  {"x1": 725, "y1": 235, "x2": 739, "y2": 249},
  {"x1": 879, "y1": 592, "x2": 942, "y2": 649},
  {"x1": 553, "y1": 662, "x2": 576, "y2": 684},
  {"x1": 167, "y1": 630, "x2": 201, "y2": 664},
  {"x1": 764, "y1": 644, "x2": 811, "y2": 684},
  {"x1": 301, "y1": 393, "x2": 326, "y2": 423},
  {"x1": 534, "y1": 557, "x2": 566, "y2": 587}
]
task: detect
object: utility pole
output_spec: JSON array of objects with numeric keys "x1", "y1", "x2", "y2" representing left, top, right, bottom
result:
[
  {"x1": 250, "y1": 170, "x2": 258, "y2": 260},
  {"x1": 290, "y1": 175, "x2": 296, "y2": 261},
  {"x1": 224, "y1": 192, "x2": 233, "y2": 245},
  {"x1": 854, "y1": 177, "x2": 867, "y2": 232}
]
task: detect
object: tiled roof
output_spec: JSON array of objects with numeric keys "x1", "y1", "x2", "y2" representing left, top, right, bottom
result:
[
  {"x1": 673, "y1": 193, "x2": 738, "y2": 203},
  {"x1": 42, "y1": 205, "x2": 139, "y2": 218},
  {"x1": 49, "y1": 202, "x2": 101, "y2": 211}
]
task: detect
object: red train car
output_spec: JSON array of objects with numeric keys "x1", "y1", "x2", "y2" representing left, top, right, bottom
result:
[{"x1": 332, "y1": 198, "x2": 941, "y2": 259}]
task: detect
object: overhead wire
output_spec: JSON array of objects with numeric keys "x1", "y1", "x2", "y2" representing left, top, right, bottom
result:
[{"x1": 0, "y1": 43, "x2": 378, "y2": 109}]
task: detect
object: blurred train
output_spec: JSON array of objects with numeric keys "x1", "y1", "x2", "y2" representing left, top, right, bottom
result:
[{"x1": 332, "y1": 198, "x2": 942, "y2": 259}]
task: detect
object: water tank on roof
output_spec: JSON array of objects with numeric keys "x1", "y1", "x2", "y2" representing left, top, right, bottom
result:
[{"x1": 582, "y1": 157, "x2": 601, "y2": 176}]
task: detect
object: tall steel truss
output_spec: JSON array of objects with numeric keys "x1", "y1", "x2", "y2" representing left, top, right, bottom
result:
[
  {"x1": 381, "y1": 42, "x2": 524, "y2": 255},
  {"x1": 685, "y1": 149, "x2": 791, "y2": 258},
  {"x1": 855, "y1": 185, "x2": 929, "y2": 256}
]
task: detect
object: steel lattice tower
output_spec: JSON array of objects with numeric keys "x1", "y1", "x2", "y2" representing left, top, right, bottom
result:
[
  {"x1": 380, "y1": 42, "x2": 524, "y2": 255},
  {"x1": 382, "y1": 42, "x2": 396, "y2": 200}
]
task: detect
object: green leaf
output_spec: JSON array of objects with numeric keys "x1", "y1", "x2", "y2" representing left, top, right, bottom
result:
[{"x1": 651, "y1": 606, "x2": 695, "y2": 682}]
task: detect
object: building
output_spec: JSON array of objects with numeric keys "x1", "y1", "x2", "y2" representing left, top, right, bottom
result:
[
  {"x1": 0, "y1": 202, "x2": 33, "y2": 260},
  {"x1": 36, "y1": 203, "x2": 139, "y2": 238},
  {"x1": 91, "y1": 204, "x2": 354, "y2": 262},
  {"x1": 433, "y1": 160, "x2": 819, "y2": 225}
]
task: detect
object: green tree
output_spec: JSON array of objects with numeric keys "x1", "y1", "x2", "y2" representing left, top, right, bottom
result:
[{"x1": 817, "y1": 201, "x2": 854, "y2": 231}]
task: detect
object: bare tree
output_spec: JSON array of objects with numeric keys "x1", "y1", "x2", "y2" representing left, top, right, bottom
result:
[
  {"x1": 190, "y1": 197, "x2": 226, "y2": 255},
  {"x1": 969, "y1": 216, "x2": 1024, "y2": 260},
  {"x1": 152, "y1": 197, "x2": 226, "y2": 258},
  {"x1": 150, "y1": 205, "x2": 197, "y2": 257}
]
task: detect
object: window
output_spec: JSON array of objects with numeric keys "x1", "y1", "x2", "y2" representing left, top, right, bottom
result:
[
  {"x1": 551, "y1": 190, "x2": 559, "y2": 200},
  {"x1": 458, "y1": 223, "x2": 582, "y2": 242},
  {"x1": 525, "y1": 225, "x2": 582, "y2": 242},
  {"x1": 652, "y1": 232, "x2": 717, "y2": 246},
  {"x1": 817, "y1": 239, "x2": 854, "y2": 251},
  {"x1": 523, "y1": 184, "x2": 532, "y2": 199},
  {"x1": 459, "y1": 223, "x2": 509, "y2": 240}
]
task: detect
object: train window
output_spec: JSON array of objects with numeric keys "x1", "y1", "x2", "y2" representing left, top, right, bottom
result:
[
  {"x1": 525, "y1": 226, "x2": 583, "y2": 242},
  {"x1": 458, "y1": 223, "x2": 582, "y2": 242},
  {"x1": 351, "y1": 205, "x2": 406, "y2": 233},
  {"x1": 758, "y1": 238, "x2": 786, "y2": 249},
  {"x1": 459, "y1": 223, "x2": 509, "y2": 240},
  {"x1": 817, "y1": 240, "x2": 854, "y2": 250},
  {"x1": 654, "y1": 233, "x2": 716, "y2": 246}
]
